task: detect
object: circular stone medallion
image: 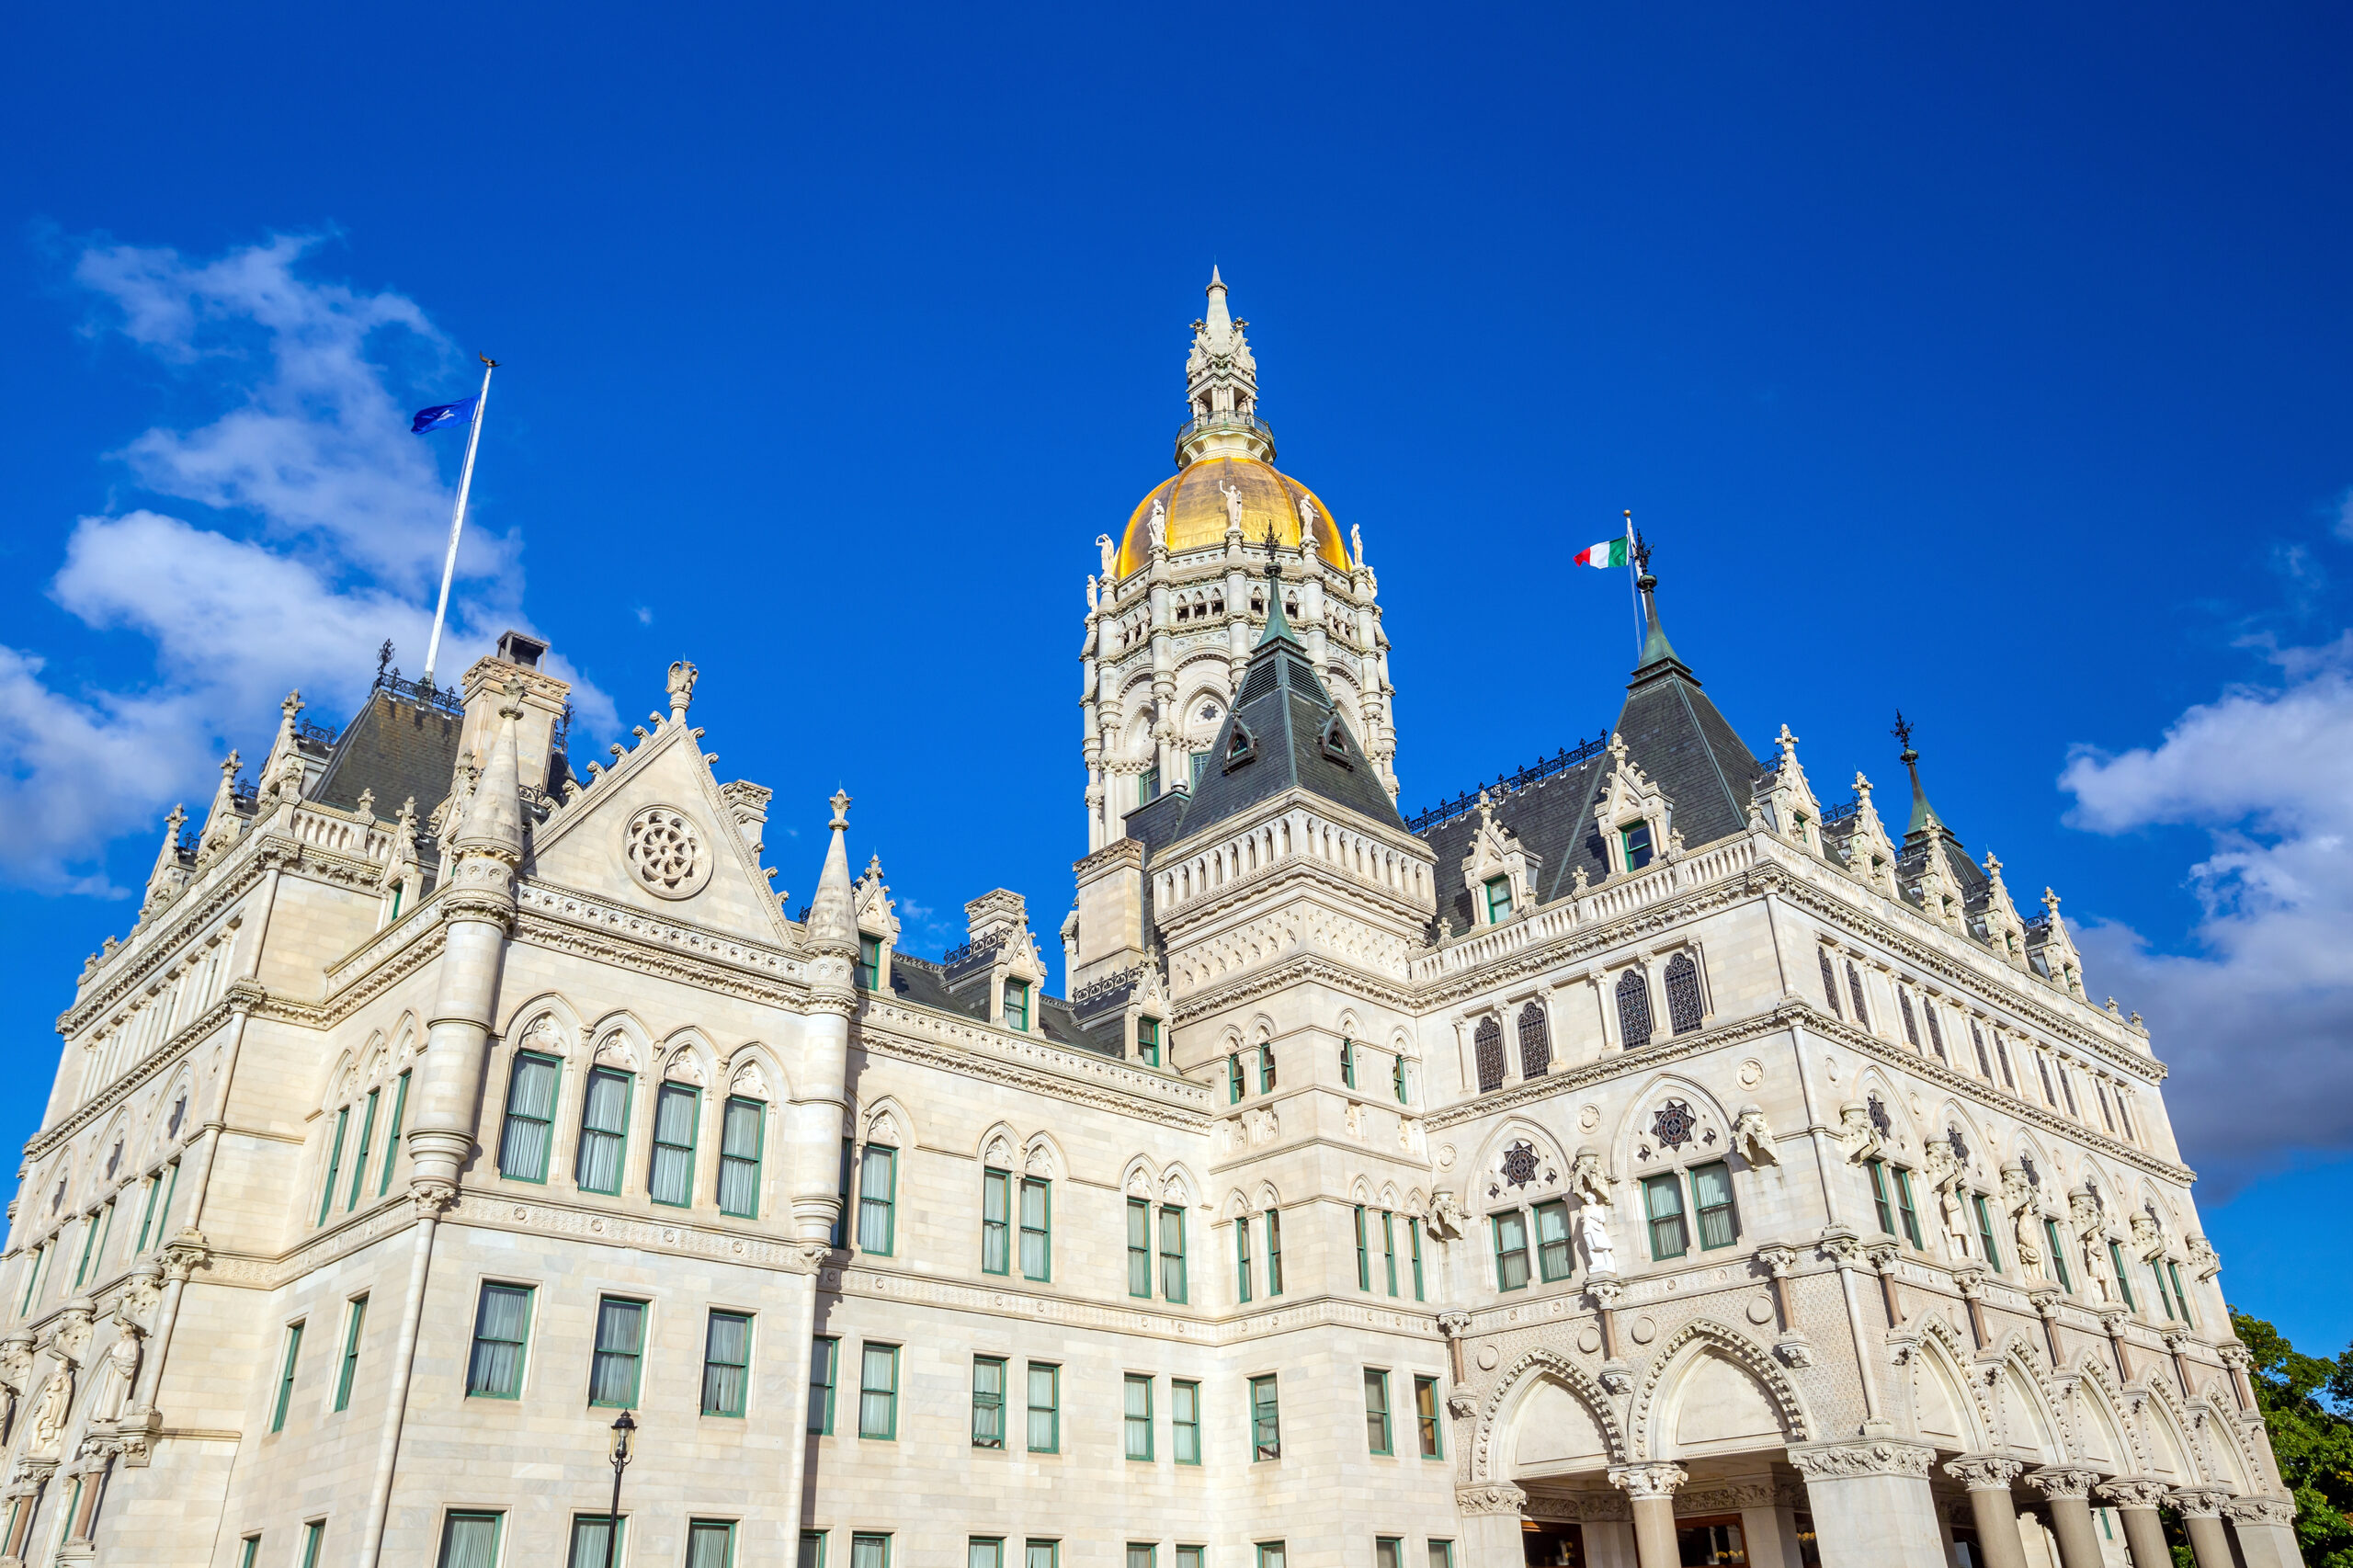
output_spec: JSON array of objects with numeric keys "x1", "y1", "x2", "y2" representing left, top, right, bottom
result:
[
  {"x1": 1476, "y1": 1346, "x2": 1499, "y2": 1371},
  {"x1": 623, "y1": 804, "x2": 713, "y2": 900},
  {"x1": 1746, "y1": 1296, "x2": 1776, "y2": 1325},
  {"x1": 1576, "y1": 1326, "x2": 1602, "y2": 1355},
  {"x1": 1629, "y1": 1315, "x2": 1656, "y2": 1345}
]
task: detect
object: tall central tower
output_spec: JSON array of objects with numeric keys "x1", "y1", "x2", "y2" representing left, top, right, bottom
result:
[{"x1": 1080, "y1": 272, "x2": 1400, "y2": 854}]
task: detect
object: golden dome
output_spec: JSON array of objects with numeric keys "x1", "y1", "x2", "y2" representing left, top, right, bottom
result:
[{"x1": 1116, "y1": 455, "x2": 1349, "y2": 579}]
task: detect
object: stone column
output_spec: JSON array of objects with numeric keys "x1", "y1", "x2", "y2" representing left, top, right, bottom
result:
[
  {"x1": 2021, "y1": 1467, "x2": 2106, "y2": 1568},
  {"x1": 1453, "y1": 1483, "x2": 1529, "y2": 1568},
  {"x1": 790, "y1": 793, "x2": 859, "y2": 1244},
  {"x1": 2097, "y1": 1480, "x2": 2175, "y2": 1568},
  {"x1": 1786, "y1": 1439, "x2": 1946, "y2": 1568},
  {"x1": 1607, "y1": 1462, "x2": 1686, "y2": 1568},
  {"x1": 1944, "y1": 1456, "x2": 2029, "y2": 1568},
  {"x1": 2219, "y1": 1495, "x2": 2305, "y2": 1568},
  {"x1": 2167, "y1": 1489, "x2": 2234, "y2": 1568}
]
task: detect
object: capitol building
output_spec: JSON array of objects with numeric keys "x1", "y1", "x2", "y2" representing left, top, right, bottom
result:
[{"x1": 0, "y1": 274, "x2": 2306, "y2": 1568}]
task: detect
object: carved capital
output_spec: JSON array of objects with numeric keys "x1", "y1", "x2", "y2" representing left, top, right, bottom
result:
[
  {"x1": 1944, "y1": 1455, "x2": 2024, "y2": 1491},
  {"x1": 1787, "y1": 1439, "x2": 1938, "y2": 1482},
  {"x1": 1586, "y1": 1274, "x2": 1625, "y2": 1310},
  {"x1": 778, "y1": 1243, "x2": 834, "y2": 1277},
  {"x1": 2026, "y1": 1286, "x2": 2064, "y2": 1315},
  {"x1": 1950, "y1": 1265, "x2": 1988, "y2": 1298},
  {"x1": 410, "y1": 1181, "x2": 460, "y2": 1217},
  {"x1": 2220, "y1": 1495, "x2": 2296, "y2": 1527},
  {"x1": 1608, "y1": 1462, "x2": 1688, "y2": 1501},
  {"x1": 1445, "y1": 1392, "x2": 1477, "y2": 1420},
  {"x1": 2022, "y1": 1466, "x2": 2100, "y2": 1502},
  {"x1": 1436, "y1": 1311, "x2": 1472, "y2": 1339},
  {"x1": 2167, "y1": 1488, "x2": 2231, "y2": 1519},
  {"x1": 1816, "y1": 1224, "x2": 1861, "y2": 1266},
  {"x1": 1597, "y1": 1359, "x2": 1634, "y2": 1395},
  {"x1": 1774, "y1": 1335, "x2": 1815, "y2": 1369},
  {"x1": 1454, "y1": 1483, "x2": 1528, "y2": 1517},
  {"x1": 1755, "y1": 1244, "x2": 1795, "y2": 1278},
  {"x1": 2215, "y1": 1342, "x2": 2253, "y2": 1372},
  {"x1": 2098, "y1": 1479, "x2": 2172, "y2": 1512},
  {"x1": 1862, "y1": 1241, "x2": 1902, "y2": 1273}
]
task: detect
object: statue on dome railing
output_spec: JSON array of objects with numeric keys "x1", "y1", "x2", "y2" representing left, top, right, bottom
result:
[
  {"x1": 1218, "y1": 481, "x2": 1243, "y2": 535},
  {"x1": 1297, "y1": 493, "x2": 1318, "y2": 557}
]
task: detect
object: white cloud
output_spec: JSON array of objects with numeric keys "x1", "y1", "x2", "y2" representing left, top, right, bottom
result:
[
  {"x1": 0, "y1": 234, "x2": 608, "y2": 893},
  {"x1": 2336, "y1": 487, "x2": 2353, "y2": 542},
  {"x1": 2060, "y1": 637, "x2": 2353, "y2": 1195}
]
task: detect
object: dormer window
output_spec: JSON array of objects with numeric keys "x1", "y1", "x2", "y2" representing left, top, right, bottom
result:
[
  {"x1": 1141, "y1": 767, "x2": 1160, "y2": 804},
  {"x1": 1005, "y1": 980, "x2": 1030, "y2": 1032},
  {"x1": 1620, "y1": 823, "x2": 1654, "y2": 871},
  {"x1": 1318, "y1": 713, "x2": 1353, "y2": 767},
  {"x1": 1791, "y1": 812, "x2": 1811, "y2": 846},
  {"x1": 1139, "y1": 1017, "x2": 1161, "y2": 1068},
  {"x1": 1224, "y1": 722, "x2": 1257, "y2": 772},
  {"x1": 1483, "y1": 876, "x2": 1513, "y2": 924},
  {"x1": 856, "y1": 934, "x2": 881, "y2": 990}
]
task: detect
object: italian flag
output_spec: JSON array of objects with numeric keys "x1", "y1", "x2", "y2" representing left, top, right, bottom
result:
[{"x1": 1574, "y1": 536, "x2": 1630, "y2": 570}]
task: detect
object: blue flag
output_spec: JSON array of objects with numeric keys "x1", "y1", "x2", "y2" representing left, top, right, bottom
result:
[{"x1": 410, "y1": 396, "x2": 479, "y2": 435}]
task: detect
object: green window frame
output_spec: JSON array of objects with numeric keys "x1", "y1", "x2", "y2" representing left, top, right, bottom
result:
[
  {"x1": 702, "y1": 1310, "x2": 751, "y2": 1417},
  {"x1": 134, "y1": 1173, "x2": 162, "y2": 1254},
  {"x1": 334, "y1": 1295, "x2": 367, "y2": 1413},
  {"x1": 972, "y1": 1355, "x2": 1006, "y2": 1449},
  {"x1": 1381, "y1": 1210, "x2": 1399, "y2": 1297},
  {"x1": 347, "y1": 1089, "x2": 379, "y2": 1211},
  {"x1": 1621, "y1": 821, "x2": 1654, "y2": 869},
  {"x1": 1027, "y1": 1542, "x2": 1059, "y2": 1568},
  {"x1": 1340, "y1": 1038, "x2": 1356, "y2": 1087},
  {"x1": 1259, "y1": 1046, "x2": 1276, "y2": 1093},
  {"x1": 1893, "y1": 1168, "x2": 1925, "y2": 1248},
  {"x1": 499, "y1": 1051, "x2": 562, "y2": 1184},
  {"x1": 858, "y1": 1144, "x2": 897, "y2": 1255},
  {"x1": 1427, "y1": 1545, "x2": 1454, "y2": 1568},
  {"x1": 808, "y1": 1335, "x2": 837, "y2": 1434},
  {"x1": 1026, "y1": 1361, "x2": 1060, "y2": 1452},
  {"x1": 1019, "y1": 1176, "x2": 1052, "y2": 1280},
  {"x1": 1409, "y1": 1217, "x2": 1426, "y2": 1301},
  {"x1": 1005, "y1": 979, "x2": 1030, "y2": 1031},
  {"x1": 1249, "y1": 1372, "x2": 1280, "y2": 1460},
  {"x1": 648, "y1": 1082, "x2": 699, "y2": 1207},
  {"x1": 1354, "y1": 1204, "x2": 1370, "y2": 1290},
  {"x1": 1161, "y1": 1204, "x2": 1188, "y2": 1303},
  {"x1": 1973, "y1": 1194, "x2": 2004, "y2": 1271},
  {"x1": 238, "y1": 1537, "x2": 259, "y2": 1568},
  {"x1": 2168, "y1": 1260, "x2": 2197, "y2": 1327},
  {"x1": 1235, "y1": 1215, "x2": 1253, "y2": 1302},
  {"x1": 16, "y1": 1243, "x2": 40, "y2": 1316},
  {"x1": 851, "y1": 1536, "x2": 891, "y2": 1568},
  {"x1": 316, "y1": 1107, "x2": 349, "y2": 1227},
  {"x1": 1256, "y1": 1548, "x2": 1287, "y2": 1568},
  {"x1": 1228, "y1": 1053, "x2": 1245, "y2": 1103},
  {"x1": 1494, "y1": 1210, "x2": 1530, "y2": 1290},
  {"x1": 1534, "y1": 1200, "x2": 1573, "y2": 1281},
  {"x1": 971, "y1": 1541, "x2": 1005, "y2": 1568},
  {"x1": 687, "y1": 1519, "x2": 737, "y2": 1568},
  {"x1": 269, "y1": 1321, "x2": 303, "y2": 1433},
  {"x1": 985, "y1": 1169, "x2": 1015, "y2": 1275},
  {"x1": 575, "y1": 1065, "x2": 635, "y2": 1195},
  {"x1": 1140, "y1": 767, "x2": 1158, "y2": 805},
  {"x1": 379, "y1": 1071, "x2": 410, "y2": 1196},
  {"x1": 1643, "y1": 1174, "x2": 1688, "y2": 1260},
  {"x1": 1483, "y1": 875, "x2": 1512, "y2": 923},
  {"x1": 856, "y1": 933, "x2": 881, "y2": 990},
  {"x1": 152, "y1": 1156, "x2": 179, "y2": 1240},
  {"x1": 2044, "y1": 1219, "x2": 2075, "y2": 1291},
  {"x1": 1692, "y1": 1161, "x2": 1738, "y2": 1250},
  {"x1": 73, "y1": 1204, "x2": 104, "y2": 1288},
  {"x1": 1173, "y1": 1378, "x2": 1201, "y2": 1464},
  {"x1": 2151, "y1": 1260, "x2": 2175, "y2": 1320},
  {"x1": 1377, "y1": 1540, "x2": 1403, "y2": 1568},
  {"x1": 858, "y1": 1343, "x2": 900, "y2": 1440},
  {"x1": 1176, "y1": 1551, "x2": 1203, "y2": 1568},
  {"x1": 1363, "y1": 1368, "x2": 1392, "y2": 1454},
  {"x1": 588, "y1": 1296, "x2": 646, "y2": 1408},
  {"x1": 1127, "y1": 1547, "x2": 1155, "y2": 1568},
  {"x1": 1124, "y1": 1372, "x2": 1154, "y2": 1460},
  {"x1": 2109, "y1": 1241, "x2": 2138, "y2": 1312},
  {"x1": 800, "y1": 1532, "x2": 826, "y2": 1568},
  {"x1": 1139, "y1": 1017, "x2": 1160, "y2": 1068},
  {"x1": 1415, "y1": 1374, "x2": 1443, "y2": 1458},
  {"x1": 466, "y1": 1282, "x2": 532, "y2": 1399},
  {"x1": 300, "y1": 1521, "x2": 326, "y2": 1568},
  {"x1": 1865, "y1": 1158, "x2": 1896, "y2": 1235},
  {"x1": 717, "y1": 1096, "x2": 763, "y2": 1218},
  {"x1": 1128, "y1": 1198, "x2": 1153, "y2": 1297},
  {"x1": 437, "y1": 1511, "x2": 500, "y2": 1568},
  {"x1": 1392, "y1": 1052, "x2": 1408, "y2": 1104},
  {"x1": 568, "y1": 1516, "x2": 626, "y2": 1568},
  {"x1": 831, "y1": 1137, "x2": 853, "y2": 1247},
  {"x1": 1266, "y1": 1208, "x2": 1284, "y2": 1295}
]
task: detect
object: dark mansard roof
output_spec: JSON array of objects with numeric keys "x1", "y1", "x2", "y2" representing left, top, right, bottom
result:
[
  {"x1": 312, "y1": 684, "x2": 466, "y2": 822},
  {"x1": 882, "y1": 952, "x2": 1125, "y2": 1058}
]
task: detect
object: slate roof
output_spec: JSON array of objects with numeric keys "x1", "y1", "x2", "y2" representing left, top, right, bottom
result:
[
  {"x1": 882, "y1": 953, "x2": 1124, "y2": 1057},
  {"x1": 312, "y1": 687, "x2": 464, "y2": 821}
]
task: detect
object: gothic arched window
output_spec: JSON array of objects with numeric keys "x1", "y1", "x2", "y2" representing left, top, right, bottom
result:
[
  {"x1": 1899, "y1": 990, "x2": 1921, "y2": 1049},
  {"x1": 1617, "y1": 969, "x2": 1654, "y2": 1051},
  {"x1": 1845, "y1": 961, "x2": 1870, "y2": 1027},
  {"x1": 1817, "y1": 949, "x2": 1842, "y2": 1018},
  {"x1": 1664, "y1": 952, "x2": 1704, "y2": 1036},
  {"x1": 1517, "y1": 1004, "x2": 1551, "y2": 1078},
  {"x1": 1473, "y1": 1017, "x2": 1505, "y2": 1094}
]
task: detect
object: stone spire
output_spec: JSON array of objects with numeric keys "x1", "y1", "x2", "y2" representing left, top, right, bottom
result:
[
  {"x1": 1891, "y1": 710, "x2": 1960, "y2": 846},
  {"x1": 140, "y1": 805, "x2": 188, "y2": 916},
  {"x1": 1180, "y1": 267, "x2": 1271, "y2": 465},
  {"x1": 804, "y1": 790, "x2": 858, "y2": 956},
  {"x1": 197, "y1": 752, "x2": 244, "y2": 858},
  {"x1": 452, "y1": 679, "x2": 526, "y2": 858},
  {"x1": 1631, "y1": 524, "x2": 1686, "y2": 676}
]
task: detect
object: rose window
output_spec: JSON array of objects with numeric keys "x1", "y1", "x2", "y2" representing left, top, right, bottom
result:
[{"x1": 624, "y1": 805, "x2": 711, "y2": 899}]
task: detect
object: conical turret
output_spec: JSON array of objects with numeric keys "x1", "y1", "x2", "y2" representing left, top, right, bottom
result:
[
  {"x1": 452, "y1": 679, "x2": 525, "y2": 858},
  {"x1": 805, "y1": 790, "x2": 858, "y2": 956},
  {"x1": 141, "y1": 805, "x2": 188, "y2": 916}
]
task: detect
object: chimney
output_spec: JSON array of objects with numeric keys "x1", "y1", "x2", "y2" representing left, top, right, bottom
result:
[{"x1": 457, "y1": 630, "x2": 571, "y2": 794}]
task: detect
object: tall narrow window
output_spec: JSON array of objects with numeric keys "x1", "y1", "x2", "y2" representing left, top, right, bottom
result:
[
  {"x1": 702, "y1": 1311, "x2": 751, "y2": 1417},
  {"x1": 1818, "y1": 949, "x2": 1843, "y2": 1017},
  {"x1": 1493, "y1": 1210, "x2": 1530, "y2": 1290},
  {"x1": 270, "y1": 1321, "x2": 304, "y2": 1432},
  {"x1": 347, "y1": 1089, "x2": 379, "y2": 1211},
  {"x1": 859, "y1": 1344, "x2": 900, "y2": 1440},
  {"x1": 1428, "y1": 1546, "x2": 1454, "y2": 1568},
  {"x1": 858, "y1": 1144, "x2": 897, "y2": 1255},
  {"x1": 1899, "y1": 991, "x2": 1921, "y2": 1048},
  {"x1": 972, "y1": 1356, "x2": 1006, "y2": 1449},
  {"x1": 1025, "y1": 1362, "x2": 1059, "y2": 1452},
  {"x1": 1172, "y1": 1378, "x2": 1200, "y2": 1463},
  {"x1": 1354, "y1": 1205, "x2": 1370, "y2": 1290},
  {"x1": 1973, "y1": 1194, "x2": 2003, "y2": 1272},
  {"x1": 1229, "y1": 1053, "x2": 1245, "y2": 1103},
  {"x1": 316, "y1": 1108, "x2": 349, "y2": 1226},
  {"x1": 1643, "y1": 1175, "x2": 1688, "y2": 1260},
  {"x1": 379, "y1": 1071, "x2": 410, "y2": 1195},
  {"x1": 1995, "y1": 1037, "x2": 2017, "y2": 1090},
  {"x1": 2036, "y1": 1053, "x2": 2057, "y2": 1106},
  {"x1": 574, "y1": 1065, "x2": 632, "y2": 1194},
  {"x1": 1664, "y1": 952, "x2": 1704, "y2": 1035},
  {"x1": 686, "y1": 1520, "x2": 736, "y2": 1568},
  {"x1": 1691, "y1": 1162, "x2": 1737, "y2": 1249},
  {"x1": 1970, "y1": 1023, "x2": 1993, "y2": 1079},
  {"x1": 16, "y1": 1243, "x2": 41, "y2": 1316},
  {"x1": 1392, "y1": 1052, "x2": 1408, "y2": 1104},
  {"x1": 831, "y1": 1137, "x2": 853, "y2": 1247},
  {"x1": 649, "y1": 1082, "x2": 699, "y2": 1206},
  {"x1": 1362, "y1": 1369, "x2": 1392, "y2": 1454},
  {"x1": 856, "y1": 934, "x2": 881, "y2": 990},
  {"x1": 1473, "y1": 1017, "x2": 1505, "y2": 1093},
  {"x1": 808, "y1": 1336, "x2": 838, "y2": 1434},
  {"x1": 334, "y1": 1295, "x2": 368, "y2": 1413},
  {"x1": 1844, "y1": 961, "x2": 1870, "y2": 1027},
  {"x1": 1139, "y1": 1017, "x2": 1161, "y2": 1069},
  {"x1": 1409, "y1": 1217, "x2": 1426, "y2": 1301},
  {"x1": 2044, "y1": 1219, "x2": 2074, "y2": 1291},
  {"x1": 1534, "y1": 1200, "x2": 1573, "y2": 1281},
  {"x1": 1259, "y1": 1046, "x2": 1277, "y2": 1092},
  {"x1": 1124, "y1": 1373, "x2": 1154, "y2": 1460},
  {"x1": 2109, "y1": 1242, "x2": 2138, "y2": 1312},
  {"x1": 1517, "y1": 1004, "x2": 1552, "y2": 1076},
  {"x1": 1126, "y1": 1198, "x2": 1154, "y2": 1297},
  {"x1": 1865, "y1": 1159, "x2": 1895, "y2": 1236},
  {"x1": 986, "y1": 1170, "x2": 1015, "y2": 1276},
  {"x1": 438, "y1": 1514, "x2": 501, "y2": 1568},
  {"x1": 2058, "y1": 1065, "x2": 2080, "y2": 1119},
  {"x1": 2114, "y1": 1094, "x2": 2135, "y2": 1141},
  {"x1": 1381, "y1": 1210, "x2": 1399, "y2": 1297},
  {"x1": 589, "y1": 1297, "x2": 646, "y2": 1408},
  {"x1": 1483, "y1": 876, "x2": 1513, "y2": 923},
  {"x1": 1620, "y1": 821, "x2": 1653, "y2": 869},
  {"x1": 1415, "y1": 1375, "x2": 1442, "y2": 1458},
  {"x1": 1160, "y1": 1204, "x2": 1188, "y2": 1303},
  {"x1": 1925, "y1": 1006, "x2": 1948, "y2": 1063},
  {"x1": 74, "y1": 1205, "x2": 105, "y2": 1287},
  {"x1": 238, "y1": 1536, "x2": 259, "y2": 1568},
  {"x1": 2168, "y1": 1261, "x2": 2197, "y2": 1327},
  {"x1": 1893, "y1": 1169, "x2": 1925, "y2": 1248},
  {"x1": 499, "y1": 1052, "x2": 561, "y2": 1183},
  {"x1": 2151, "y1": 1260, "x2": 2176, "y2": 1321},
  {"x1": 134, "y1": 1174, "x2": 162, "y2": 1255},
  {"x1": 1234, "y1": 1215, "x2": 1253, "y2": 1302},
  {"x1": 800, "y1": 1532, "x2": 825, "y2": 1568},
  {"x1": 1265, "y1": 1208, "x2": 1284, "y2": 1295},
  {"x1": 1250, "y1": 1374, "x2": 1280, "y2": 1460},
  {"x1": 1019, "y1": 1176, "x2": 1051, "y2": 1280},
  {"x1": 1340, "y1": 1038, "x2": 1355, "y2": 1088},
  {"x1": 1004, "y1": 980, "x2": 1030, "y2": 1031},
  {"x1": 569, "y1": 1517, "x2": 626, "y2": 1568},
  {"x1": 716, "y1": 1096, "x2": 763, "y2": 1218},
  {"x1": 1617, "y1": 969, "x2": 1654, "y2": 1051},
  {"x1": 2096, "y1": 1082, "x2": 2116, "y2": 1133},
  {"x1": 1376, "y1": 1541, "x2": 1403, "y2": 1568}
]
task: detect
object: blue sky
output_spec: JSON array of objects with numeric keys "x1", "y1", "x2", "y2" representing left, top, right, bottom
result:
[{"x1": 4, "y1": 5, "x2": 2350, "y2": 1348}]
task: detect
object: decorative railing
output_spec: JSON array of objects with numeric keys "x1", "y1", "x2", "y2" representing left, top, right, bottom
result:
[
  {"x1": 1404, "y1": 731, "x2": 1610, "y2": 834},
  {"x1": 1820, "y1": 795, "x2": 1862, "y2": 825},
  {"x1": 1174, "y1": 409, "x2": 1272, "y2": 443},
  {"x1": 372, "y1": 666, "x2": 464, "y2": 718},
  {"x1": 1411, "y1": 835, "x2": 1758, "y2": 982}
]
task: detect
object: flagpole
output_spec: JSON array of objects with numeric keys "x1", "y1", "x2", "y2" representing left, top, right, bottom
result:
[
  {"x1": 421, "y1": 355, "x2": 497, "y2": 691},
  {"x1": 1622, "y1": 508, "x2": 1643, "y2": 656}
]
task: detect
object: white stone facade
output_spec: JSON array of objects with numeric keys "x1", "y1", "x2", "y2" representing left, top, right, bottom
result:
[{"x1": 0, "y1": 277, "x2": 2306, "y2": 1568}]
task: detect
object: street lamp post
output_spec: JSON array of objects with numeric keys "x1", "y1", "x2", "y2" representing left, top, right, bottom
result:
[{"x1": 603, "y1": 1410, "x2": 636, "y2": 1568}]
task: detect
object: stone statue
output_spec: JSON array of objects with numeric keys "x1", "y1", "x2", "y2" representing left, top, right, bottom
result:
[
  {"x1": 1218, "y1": 481, "x2": 1243, "y2": 535},
  {"x1": 1296, "y1": 493, "x2": 1318, "y2": 556},
  {"x1": 1350, "y1": 523, "x2": 1363, "y2": 567},
  {"x1": 1085, "y1": 574, "x2": 1098, "y2": 612},
  {"x1": 1731, "y1": 1105, "x2": 1779, "y2": 1167},
  {"x1": 1577, "y1": 1198, "x2": 1617, "y2": 1276},
  {"x1": 1150, "y1": 497, "x2": 1169, "y2": 551},
  {"x1": 666, "y1": 659, "x2": 699, "y2": 716},
  {"x1": 102, "y1": 1313, "x2": 142, "y2": 1419},
  {"x1": 28, "y1": 1369, "x2": 71, "y2": 1458},
  {"x1": 2072, "y1": 1188, "x2": 2116, "y2": 1301},
  {"x1": 2131, "y1": 1210, "x2": 2165, "y2": 1262},
  {"x1": 1927, "y1": 1157, "x2": 1972, "y2": 1260},
  {"x1": 1838, "y1": 1101, "x2": 1883, "y2": 1165},
  {"x1": 1428, "y1": 1188, "x2": 1465, "y2": 1241},
  {"x1": 2003, "y1": 1166, "x2": 2043, "y2": 1279},
  {"x1": 1569, "y1": 1148, "x2": 1612, "y2": 1208},
  {"x1": 1096, "y1": 533, "x2": 1117, "y2": 578}
]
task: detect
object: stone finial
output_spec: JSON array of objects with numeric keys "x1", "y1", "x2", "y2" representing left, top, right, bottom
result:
[
  {"x1": 666, "y1": 660, "x2": 699, "y2": 721},
  {"x1": 829, "y1": 790, "x2": 851, "y2": 830},
  {"x1": 1774, "y1": 722, "x2": 1800, "y2": 759}
]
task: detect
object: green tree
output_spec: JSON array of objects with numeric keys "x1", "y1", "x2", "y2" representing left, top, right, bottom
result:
[{"x1": 2231, "y1": 1308, "x2": 2353, "y2": 1567}]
